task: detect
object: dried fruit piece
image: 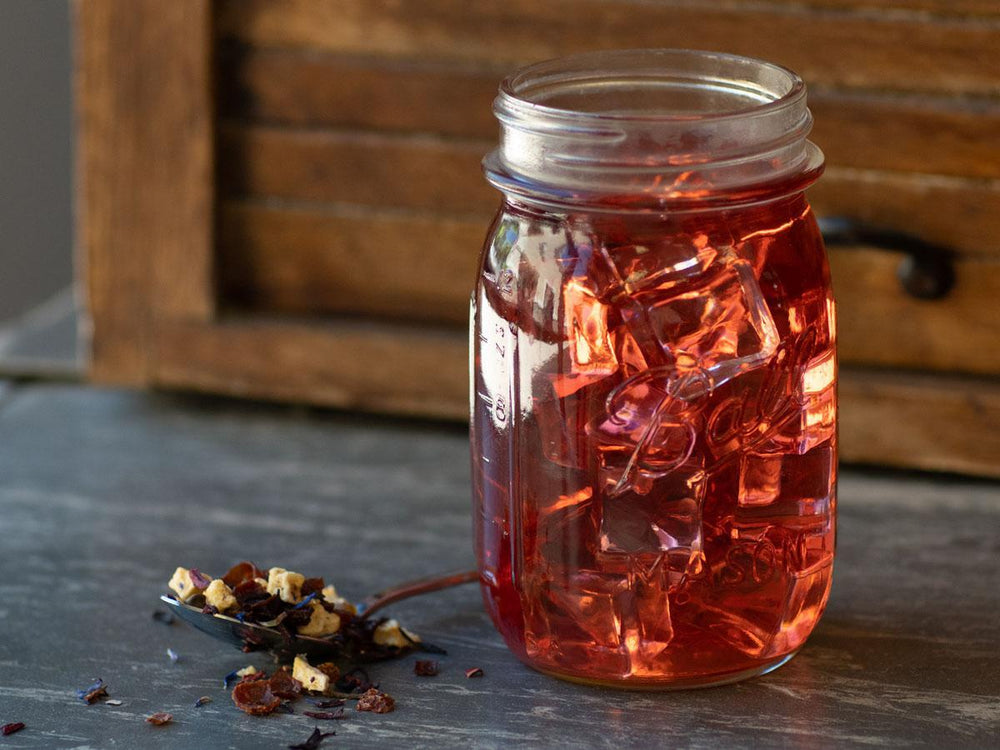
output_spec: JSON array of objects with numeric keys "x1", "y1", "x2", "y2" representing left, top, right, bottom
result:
[
  {"x1": 2, "y1": 722, "x2": 25, "y2": 736},
  {"x1": 355, "y1": 688, "x2": 395, "y2": 714},
  {"x1": 106, "y1": 700, "x2": 123, "y2": 707},
  {"x1": 465, "y1": 667, "x2": 484, "y2": 678},
  {"x1": 414, "y1": 660, "x2": 439, "y2": 676},
  {"x1": 193, "y1": 696, "x2": 212, "y2": 707},
  {"x1": 223, "y1": 561, "x2": 266, "y2": 588},
  {"x1": 146, "y1": 712, "x2": 173, "y2": 726},
  {"x1": 232, "y1": 678, "x2": 282, "y2": 716}
]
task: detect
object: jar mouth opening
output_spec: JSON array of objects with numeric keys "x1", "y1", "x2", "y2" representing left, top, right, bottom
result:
[
  {"x1": 488, "y1": 49, "x2": 822, "y2": 208},
  {"x1": 498, "y1": 49, "x2": 806, "y2": 125}
]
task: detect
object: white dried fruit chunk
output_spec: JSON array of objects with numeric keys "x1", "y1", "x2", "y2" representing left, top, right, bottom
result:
[
  {"x1": 373, "y1": 619, "x2": 420, "y2": 649},
  {"x1": 236, "y1": 665, "x2": 258, "y2": 678},
  {"x1": 292, "y1": 655, "x2": 329, "y2": 694},
  {"x1": 321, "y1": 584, "x2": 357, "y2": 614},
  {"x1": 168, "y1": 567, "x2": 208, "y2": 603},
  {"x1": 297, "y1": 601, "x2": 342, "y2": 637},
  {"x1": 266, "y1": 568, "x2": 305, "y2": 604},
  {"x1": 204, "y1": 579, "x2": 237, "y2": 613}
]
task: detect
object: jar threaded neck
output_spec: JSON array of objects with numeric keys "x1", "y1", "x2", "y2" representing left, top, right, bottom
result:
[{"x1": 485, "y1": 49, "x2": 824, "y2": 210}]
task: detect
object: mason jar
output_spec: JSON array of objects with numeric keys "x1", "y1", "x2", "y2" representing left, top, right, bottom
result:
[{"x1": 471, "y1": 49, "x2": 836, "y2": 688}]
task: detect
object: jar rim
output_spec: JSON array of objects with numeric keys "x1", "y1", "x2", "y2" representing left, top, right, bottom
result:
[{"x1": 497, "y1": 49, "x2": 807, "y2": 126}]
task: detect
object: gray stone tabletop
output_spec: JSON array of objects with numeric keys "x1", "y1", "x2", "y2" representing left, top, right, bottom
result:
[{"x1": 0, "y1": 384, "x2": 997, "y2": 749}]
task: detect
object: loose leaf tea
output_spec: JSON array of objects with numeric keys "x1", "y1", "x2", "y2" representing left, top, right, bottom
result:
[
  {"x1": 193, "y1": 696, "x2": 212, "y2": 707},
  {"x1": 414, "y1": 660, "x2": 439, "y2": 676},
  {"x1": 303, "y1": 709, "x2": 347, "y2": 720},
  {"x1": 2, "y1": 722, "x2": 25, "y2": 736},
  {"x1": 464, "y1": 667, "x2": 484, "y2": 679},
  {"x1": 76, "y1": 678, "x2": 108, "y2": 704},
  {"x1": 288, "y1": 727, "x2": 336, "y2": 750},
  {"x1": 145, "y1": 712, "x2": 173, "y2": 726},
  {"x1": 355, "y1": 688, "x2": 395, "y2": 714},
  {"x1": 165, "y1": 561, "x2": 424, "y2": 661}
]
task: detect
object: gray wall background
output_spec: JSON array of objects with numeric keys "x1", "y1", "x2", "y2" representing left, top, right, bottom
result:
[{"x1": 0, "y1": 0, "x2": 73, "y2": 322}]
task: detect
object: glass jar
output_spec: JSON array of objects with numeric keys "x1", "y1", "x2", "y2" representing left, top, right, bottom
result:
[{"x1": 470, "y1": 50, "x2": 836, "y2": 688}]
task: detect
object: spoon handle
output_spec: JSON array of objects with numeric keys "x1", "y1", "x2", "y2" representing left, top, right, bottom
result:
[{"x1": 359, "y1": 568, "x2": 479, "y2": 619}]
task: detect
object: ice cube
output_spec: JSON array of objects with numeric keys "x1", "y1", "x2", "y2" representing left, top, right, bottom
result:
[
  {"x1": 597, "y1": 234, "x2": 719, "y2": 296},
  {"x1": 598, "y1": 465, "x2": 706, "y2": 567},
  {"x1": 624, "y1": 258, "x2": 779, "y2": 389},
  {"x1": 737, "y1": 445, "x2": 835, "y2": 518}
]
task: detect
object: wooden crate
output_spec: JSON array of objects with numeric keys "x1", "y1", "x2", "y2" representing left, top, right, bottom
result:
[{"x1": 76, "y1": 0, "x2": 1000, "y2": 477}]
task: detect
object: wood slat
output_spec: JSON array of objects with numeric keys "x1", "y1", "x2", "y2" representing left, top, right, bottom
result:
[
  {"x1": 218, "y1": 125, "x2": 1000, "y2": 257},
  {"x1": 839, "y1": 368, "x2": 1000, "y2": 477},
  {"x1": 155, "y1": 317, "x2": 469, "y2": 420},
  {"x1": 218, "y1": 201, "x2": 1000, "y2": 375},
  {"x1": 215, "y1": 0, "x2": 1000, "y2": 96},
  {"x1": 219, "y1": 50, "x2": 1000, "y2": 180},
  {"x1": 77, "y1": 0, "x2": 215, "y2": 384},
  {"x1": 831, "y1": 249, "x2": 1000, "y2": 375},
  {"x1": 218, "y1": 202, "x2": 482, "y2": 325},
  {"x1": 154, "y1": 312, "x2": 1000, "y2": 478}
]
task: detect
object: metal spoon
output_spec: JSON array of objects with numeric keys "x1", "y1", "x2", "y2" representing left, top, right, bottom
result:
[{"x1": 159, "y1": 569, "x2": 478, "y2": 661}]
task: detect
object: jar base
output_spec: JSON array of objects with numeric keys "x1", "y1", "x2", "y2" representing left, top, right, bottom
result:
[{"x1": 525, "y1": 649, "x2": 800, "y2": 691}]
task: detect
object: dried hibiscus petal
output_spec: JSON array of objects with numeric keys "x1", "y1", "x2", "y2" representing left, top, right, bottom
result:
[
  {"x1": 355, "y1": 688, "x2": 395, "y2": 714},
  {"x1": 465, "y1": 667, "x2": 484, "y2": 679},
  {"x1": 232, "y1": 678, "x2": 282, "y2": 716},
  {"x1": 288, "y1": 727, "x2": 336, "y2": 750},
  {"x1": 223, "y1": 561, "x2": 266, "y2": 588},
  {"x1": 414, "y1": 660, "x2": 439, "y2": 676},
  {"x1": 2, "y1": 722, "x2": 25, "y2": 736},
  {"x1": 146, "y1": 712, "x2": 173, "y2": 726},
  {"x1": 301, "y1": 577, "x2": 325, "y2": 597},
  {"x1": 269, "y1": 668, "x2": 303, "y2": 700},
  {"x1": 188, "y1": 568, "x2": 213, "y2": 590}
]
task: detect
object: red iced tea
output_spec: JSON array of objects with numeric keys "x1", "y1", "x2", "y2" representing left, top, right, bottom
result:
[{"x1": 472, "y1": 50, "x2": 835, "y2": 687}]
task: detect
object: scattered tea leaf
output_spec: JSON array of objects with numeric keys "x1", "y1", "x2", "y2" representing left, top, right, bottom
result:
[
  {"x1": 414, "y1": 660, "x2": 439, "y2": 677},
  {"x1": 166, "y1": 648, "x2": 180, "y2": 663},
  {"x1": 275, "y1": 701, "x2": 296, "y2": 714},
  {"x1": 193, "y1": 696, "x2": 212, "y2": 707},
  {"x1": 106, "y1": 700, "x2": 123, "y2": 707},
  {"x1": 288, "y1": 727, "x2": 336, "y2": 750},
  {"x1": 355, "y1": 688, "x2": 395, "y2": 714},
  {"x1": 464, "y1": 667, "x2": 484, "y2": 679},
  {"x1": 77, "y1": 678, "x2": 109, "y2": 704},
  {"x1": 307, "y1": 698, "x2": 345, "y2": 709},
  {"x1": 146, "y1": 712, "x2": 173, "y2": 726},
  {"x1": 303, "y1": 709, "x2": 346, "y2": 720},
  {"x1": 2, "y1": 722, "x2": 25, "y2": 736}
]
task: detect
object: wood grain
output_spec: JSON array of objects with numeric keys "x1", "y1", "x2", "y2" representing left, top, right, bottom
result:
[
  {"x1": 218, "y1": 201, "x2": 1000, "y2": 375},
  {"x1": 831, "y1": 249, "x2": 1000, "y2": 375},
  {"x1": 76, "y1": 0, "x2": 215, "y2": 384},
  {"x1": 218, "y1": 201, "x2": 482, "y2": 325},
  {"x1": 839, "y1": 368, "x2": 1000, "y2": 477},
  {"x1": 215, "y1": 0, "x2": 1000, "y2": 95},
  {"x1": 157, "y1": 309, "x2": 1000, "y2": 478},
  {"x1": 154, "y1": 317, "x2": 469, "y2": 419},
  {"x1": 217, "y1": 126, "x2": 1000, "y2": 258},
  {"x1": 219, "y1": 51, "x2": 1000, "y2": 180}
]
